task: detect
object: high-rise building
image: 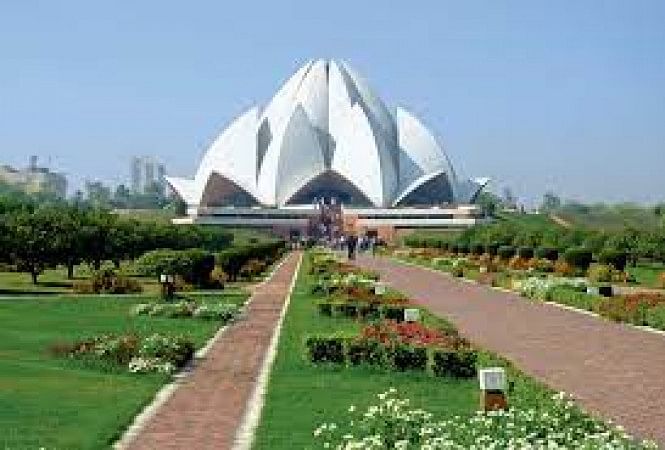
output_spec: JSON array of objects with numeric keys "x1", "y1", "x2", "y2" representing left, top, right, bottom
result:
[{"x1": 130, "y1": 156, "x2": 166, "y2": 194}]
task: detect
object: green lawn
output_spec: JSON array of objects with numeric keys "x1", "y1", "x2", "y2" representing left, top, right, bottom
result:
[
  {"x1": 0, "y1": 290, "x2": 247, "y2": 449},
  {"x1": 626, "y1": 262, "x2": 665, "y2": 288},
  {"x1": 253, "y1": 255, "x2": 557, "y2": 449}
]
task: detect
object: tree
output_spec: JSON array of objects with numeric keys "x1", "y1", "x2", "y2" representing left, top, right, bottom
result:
[{"x1": 8, "y1": 208, "x2": 59, "y2": 284}]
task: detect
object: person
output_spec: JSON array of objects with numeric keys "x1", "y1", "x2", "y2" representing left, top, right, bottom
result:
[
  {"x1": 370, "y1": 236, "x2": 377, "y2": 257},
  {"x1": 347, "y1": 234, "x2": 358, "y2": 260}
]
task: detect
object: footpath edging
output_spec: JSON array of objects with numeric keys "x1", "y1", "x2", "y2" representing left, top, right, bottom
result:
[
  {"x1": 232, "y1": 252, "x2": 302, "y2": 450},
  {"x1": 393, "y1": 257, "x2": 665, "y2": 339}
]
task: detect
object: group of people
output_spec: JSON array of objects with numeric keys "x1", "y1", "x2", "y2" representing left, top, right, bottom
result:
[{"x1": 334, "y1": 234, "x2": 379, "y2": 260}]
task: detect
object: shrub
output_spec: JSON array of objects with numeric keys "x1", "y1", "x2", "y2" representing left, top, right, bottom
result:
[
  {"x1": 518, "y1": 246, "x2": 534, "y2": 259},
  {"x1": 305, "y1": 335, "x2": 346, "y2": 364},
  {"x1": 389, "y1": 344, "x2": 427, "y2": 371},
  {"x1": 535, "y1": 246, "x2": 559, "y2": 261},
  {"x1": 73, "y1": 269, "x2": 143, "y2": 294},
  {"x1": 456, "y1": 243, "x2": 470, "y2": 255},
  {"x1": 192, "y1": 303, "x2": 240, "y2": 321},
  {"x1": 646, "y1": 305, "x2": 665, "y2": 330},
  {"x1": 497, "y1": 245, "x2": 516, "y2": 260},
  {"x1": 380, "y1": 305, "x2": 406, "y2": 322},
  {"x1": 313, "y1": 389, "x2": 655, "y2": 449},
  {"x1": 470, "y1": 243, "x2": 485, "y2": 256},
  {"x1": 208, "y1": 266, "x2": 228, "y2": 288},
  {"x1": 239, "y1": 258, "x2": 267, "y2": 280},
  {"x1": 563, "y1": 247, "x2": 593, "y2": 271},
  {"x1": 598, "y1": 249, "x2": 628, "y2": 271},
  {"x1": 554, "y1": 260, "x2": 575, "y2": 276},
  {"x1": 587, "y1": 264, "x2": 615, "y2": 283},
  {"x1": 317, "y1": 301, "x2": 333, "y2": 316},
  {"x1": 135, "y1": 249, "x2": 215, "y2": 286},
  {"x1": 507, "y1": 256, "x2": 529, "y2": 271},
  {"x1": 346, "y1": 339, "x2": 386, "y2": 367},
  {"x1": 485, "y1": 242, "x2": 500, "y2": 257},
  {"x1": 431, "y1": 349, "x2": 477, "y2": 378},
  {"x1": 217, "y1": 241, "x2": 285, "y2": 280}
]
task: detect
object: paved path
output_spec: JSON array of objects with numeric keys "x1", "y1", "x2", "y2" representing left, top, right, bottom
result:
[
  {"x1": 122, "y1": 252, "x2": 301, "y2": 450},
  {"x1": 356, "y1": 256, "x2": 665, "y2": 445}
]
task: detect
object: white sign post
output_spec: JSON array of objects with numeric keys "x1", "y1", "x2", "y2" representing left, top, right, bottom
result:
[
  {"x1": 478, "y1": 367, "x2": 508, "y2": 411},
  {"x1": 404, "y1": 308, "x2": 420, "y2": 322},
  {"x1": 374, "y1": 282, "x2": 387, "y2": 296}
]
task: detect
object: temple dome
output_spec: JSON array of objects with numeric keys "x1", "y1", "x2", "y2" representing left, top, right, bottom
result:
[{"x1": 167, "y1": 59, "x2": 487, "y2": 208}]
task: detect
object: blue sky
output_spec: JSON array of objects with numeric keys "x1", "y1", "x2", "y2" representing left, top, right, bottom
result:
[{"x1": 1, "y1": 1, "x2": 663, "y2": 205}]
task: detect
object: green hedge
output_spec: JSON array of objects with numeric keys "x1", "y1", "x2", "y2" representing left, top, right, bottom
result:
[
  {"x1": 304, "y1": 335, "x2": 477, "y2": 378},
  {"x1": 535, "y1": 246, "x2": 559, "y2": 261},
  {"x1": 598, "y1": 249, "x2": 628, "y2": 271},
  {"x1": 135, "y1": 249, "x2": 215, "y2": 286},
  {"x1": 563, "y1": 247, "x2": 593, "y2": 270},
  {"x1": 216, "y1": 240, "x2": 285, "y2": 280}
]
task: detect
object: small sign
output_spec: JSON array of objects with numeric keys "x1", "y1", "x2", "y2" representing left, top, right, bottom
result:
[
  {"x1": 586, "y1": 286, "x2": 599, "y2": 296},
  {"x1": 374, "y1": 282, "x2": 387, "y2": 295},
  {"x1": 160, "y1": 274, "x2": 167, "y2": 283},
  {"x1": 479, "y1": 266, "x2": 488, "y2": 273},
  {"x1": 404, "y1": 308, "x2": 420, "y2": 322},
  {"x1": 479, "y1": 367, "x2": 506, "y2": 391}
]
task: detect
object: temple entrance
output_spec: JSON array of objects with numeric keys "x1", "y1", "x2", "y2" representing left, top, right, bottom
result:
[{"x1": 308, "y1": 197, "x2": 344, "y2": 241}]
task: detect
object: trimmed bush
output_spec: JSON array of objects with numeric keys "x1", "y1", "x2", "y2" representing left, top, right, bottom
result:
[
  {"x1": 380, "y1": 305, "x2": 406, "y2": 322},
  {"x1": 598, "y1": 249, "x2": 628, "y2": 271},
  {"x1": 470, "y1": 243, "x2": 485, "y2": 256},
  {"x1": 485, "y1": 243, "x2": 500, "y2": 257},
  {"x1": 216, "y1": 240, "x2": 285, "y2": 281},
  {"x1": 587, "y1": 264, "x2": 615, "y2": 283},
  {"x1": 389, "y1": 344, "x2": 427, "y2": 371},
  {"x1": 563, "y1": 247, "x2": 593, "y2": 270},
  {"x1": 317, "y1": 301, "x2": 333, "y2": 316},
  {"x1": 456, "y1": 243, "x2": 470, "y2": 255},
  {"x1": 431, "y1": 349, "x2": 477, "y2": 378},
  {"x1": 305, "y1": 335, "x2": 346, "y2": 364},
  {"x1": 73, "y1": 269, "x2": 143, "y2": 294},
  {"x1": 135, "y1": 249, "x2": 215, "y2": 286},
  {"x1": 346, "y1": 339, "x2": 386, "y2": 367},
  {"x1": 497, "y1": 245, "x2": 516, "y2": 260},
  {"x1": 518, "y1": 246, "x2": 534, "y2": 259},
  {"x1": 535, "y1": 246, "x2": 559, "y2": 262}
]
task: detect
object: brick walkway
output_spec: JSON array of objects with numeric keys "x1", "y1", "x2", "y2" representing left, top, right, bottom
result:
[
  {"x1": 356, "y1": 256, "x2": 665, "y2": 446},
  {"x1": 122, "y1": 252, "x2": 300, "y2": 450}
]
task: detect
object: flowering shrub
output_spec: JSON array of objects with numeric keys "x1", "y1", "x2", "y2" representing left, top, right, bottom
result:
[
  {"x1": 131, "y1": 300, "x2": 240, "y2": 322},
  {"x1": 360, "y1": 321, "x2": 464, "y2": 349},
  {"x1": 596, "y1": 292, "x2": 665, "y2": 326},
  {"x1": 314, "y1": 389, "x2": 656, "y2": 449},
  {"x1": 192, "y1": 303, "x2": 240, "y2": 321},
  {"x1": 588, "y1": 264, "x2": 617, "y2": 283},
  {"x1": 58, "y1": 333, "x2": 194, "y2": 374},
  {"x1": 515, "y1": 276, "x2": 586, "y2": 301}
]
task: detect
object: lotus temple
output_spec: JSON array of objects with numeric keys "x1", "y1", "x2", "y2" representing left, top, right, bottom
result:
[{"x1": 168, "y1": 59, "x2": 489, "y2": 241}]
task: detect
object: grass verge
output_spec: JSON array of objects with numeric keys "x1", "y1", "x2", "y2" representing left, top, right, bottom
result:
[{"x1": 0, "y1": 290, "x2": 247, "y2": 449}]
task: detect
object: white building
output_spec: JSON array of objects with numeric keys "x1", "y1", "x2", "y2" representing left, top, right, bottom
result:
[{"x1": 168, "y1": 59, "x2": 489, "y2": 240}]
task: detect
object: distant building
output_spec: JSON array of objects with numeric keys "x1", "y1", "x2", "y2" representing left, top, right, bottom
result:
[
  {"x1": 130, "y1": 156, "x2": 166, "y2": 194},
  {"x1": 0, "y1": 156, "x2": 67, "y2": 198}
]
